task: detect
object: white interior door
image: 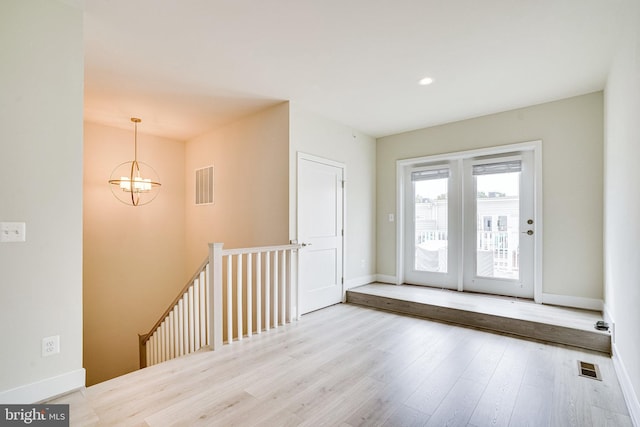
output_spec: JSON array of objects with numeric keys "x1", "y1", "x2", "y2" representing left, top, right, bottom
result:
[{"x1": 298, "y1": 153, "x2": 344, "y2": 314}]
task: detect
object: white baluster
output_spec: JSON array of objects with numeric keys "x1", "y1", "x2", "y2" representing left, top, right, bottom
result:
[
  {"x1": 188, "y1": 285, "x2": 195, "y2": 353},
  {"x1": 199, "y1": 270, "x2": 207, "y2": 347},
  {"x1": 166, "y1": 314, "x2": 171, "y2": 361},
  {"x1": 166, "y1": 320, "x2": 171, "y2": 360},
  {"x1": 168, "y1": 311, "x2": 175, "y2": 359},
  {"x1": 286, "y1": 249, "x2": 292, "y2": 323},
  {"x1": 182, "y1": 292, "x2": 187, "y2": 355},
  {"x1": 157, "y1": 329, "x2": 162, "y2": 364},
  {"x1": 256, "y1": 252, "x2": 262, "y2": 334},
  {"x1": 226, "y1": 254, "x2": 232, "y2": 343},
  {"x1": 174, "y1": 304, "x2": 180, "y2": 357},
  {"x1": 146, "y1": 337, "x2": 151, "y2": 367},
  {"x1": 237, "y1": 253, "x2": 243, "y2": 341},
  {"x1": 247, "y1": 252, "x2": 253, "y2": 337},
  {"x1": 153, "y1": 335, "x2": 158, "y2": 366},
  {"x1": 193, "y1": 279, "x2": 201, "y2": 350},
  {"x1": 265, "y1": 251, "x2": 270, "y2": 331},
  {"x1": 280, "y1": 250, "x2": 286, "y2": 325},
  {"x1": 273, "y1": 250, "x2": 279, "y2": 328},
  {"x1": 149, "y1": 336, "x2": 154, "y2": 366},
  {"x1": 153, "y1": 333, "x2": 158, "y2": 365},
  {"x1": 157, "y1": 324, "x2": 162, "y2": 363},
  {"x1": 159, "y1": 322, "x2": 166, "y2": 362},
  {"x1": 177, "y1": 299, "x2": 184, "y2": 356}
]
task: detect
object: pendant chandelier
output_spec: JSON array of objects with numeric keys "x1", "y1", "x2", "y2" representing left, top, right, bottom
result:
[{"x1": 108, "y1": 117, "x2": 161, "y2": 206}]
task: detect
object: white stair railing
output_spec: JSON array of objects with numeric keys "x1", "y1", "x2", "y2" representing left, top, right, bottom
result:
[{"x1": 140, "y1": 242, "x2": 300, "y2": 367}]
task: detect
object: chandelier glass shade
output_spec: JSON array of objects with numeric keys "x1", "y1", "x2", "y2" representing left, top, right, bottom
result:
[{"x1": 108, "y1": 118, "x2": 161, "y2": 206}]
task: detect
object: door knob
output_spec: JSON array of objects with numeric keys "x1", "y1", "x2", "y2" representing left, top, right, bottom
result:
[
  {"x1": 521, "y1": 230, "x2": 534, "y2": 235},
  {"x1": 301, "y1": 242, "x2": 312, "y2": 247}
]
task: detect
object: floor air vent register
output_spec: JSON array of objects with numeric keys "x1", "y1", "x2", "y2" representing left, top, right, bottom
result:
[{"x1": 578, "y1": 360, "x2": 602, "y2": 381}]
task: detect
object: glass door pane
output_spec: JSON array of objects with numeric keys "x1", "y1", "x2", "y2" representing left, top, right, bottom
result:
[
  {"x1": 404, "y1": 163, "x2": 459, "y2": 290},
  {"x1": 414, "y1": 176, "x2": 448, "y2": 273},
  {"x1": 475, "y1": 171, "x2": 520, "y2": 279}
]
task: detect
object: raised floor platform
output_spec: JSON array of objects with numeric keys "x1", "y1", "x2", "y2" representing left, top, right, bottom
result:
[{"x1": 346, "y1": 283, "x2": 611, "y2": 354}]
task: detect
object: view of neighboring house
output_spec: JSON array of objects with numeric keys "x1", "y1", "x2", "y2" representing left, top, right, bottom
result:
[{"x1": 413, "y1": 168, "x2": 521, "y2": 280}]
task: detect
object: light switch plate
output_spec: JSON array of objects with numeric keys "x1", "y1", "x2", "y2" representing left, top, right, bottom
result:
[{"x1": 0, "y1": 222, "x2": 26, "y2": 242}]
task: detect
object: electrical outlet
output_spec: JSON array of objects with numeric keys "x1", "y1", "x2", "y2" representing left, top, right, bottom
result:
[{"x1": 42, "y1": 335, "x2": 60, "y2": 357}]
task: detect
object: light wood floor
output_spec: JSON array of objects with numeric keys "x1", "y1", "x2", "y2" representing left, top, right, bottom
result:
[{"x1": 51, "y1": 304, "x2": 631, "y2": 426}]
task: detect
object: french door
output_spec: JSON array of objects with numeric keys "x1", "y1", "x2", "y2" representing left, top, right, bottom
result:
[{"x1": 403, "y1": 148, "x2": 537, "y2": 299}]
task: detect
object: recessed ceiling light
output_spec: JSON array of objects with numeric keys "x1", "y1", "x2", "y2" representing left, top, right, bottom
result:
[{"x1": 419, "y1": 76, "x2": 434, "y2": 86}]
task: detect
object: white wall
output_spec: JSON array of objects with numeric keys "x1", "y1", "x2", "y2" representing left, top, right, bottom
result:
[
  {"x1": 83, "y1": 122, "x2": 186, "y2": 386},
  {"x1": 377, "y1": 93, "x2": 604, "y2": 301},
  {"x1": 604, "y1": 0, "x2": 640, "y2": 421},
  {"x1": 185, "y1": 103, "x2": 290, "y2": 274},
  {"x1": 0, "y1": 0, "x2": 84, "y2": 402},
  {"x1": 289, "y1": 104, "x2": 377, "y2": 288}
]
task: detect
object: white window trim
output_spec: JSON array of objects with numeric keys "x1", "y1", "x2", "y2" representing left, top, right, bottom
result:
[{"x1": 395, "y1": 140, "x2": 543, "y2": 303}]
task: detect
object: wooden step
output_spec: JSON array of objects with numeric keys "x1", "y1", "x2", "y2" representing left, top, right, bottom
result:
[{"x1": 346, "y1": 283, "x2": 611, "y2": 354}]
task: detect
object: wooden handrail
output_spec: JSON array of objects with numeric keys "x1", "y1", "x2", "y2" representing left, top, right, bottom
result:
[
  {"x1": 139, "y1": 257, "x2": 209, "y2": 345},
  {"x1": 221, "y1": 243, "x2": 300, "y2": 256}
]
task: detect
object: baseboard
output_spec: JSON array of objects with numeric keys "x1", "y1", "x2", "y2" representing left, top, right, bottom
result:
[
  {"x1": 541, "y1": 293, "x2": 603, "y2": 311},
  {"x1": 612, "y1": 342, "x2": 640, "y2": 426},
  {"x1": 0, "y1": 368, "x2": 85, "y2": 404},
  {"x1": 344, "y1": 275, "x2": 376, "y2": 290},
  {"x1": 375, "y1": 274, "x2": 397, "y2": 285}
]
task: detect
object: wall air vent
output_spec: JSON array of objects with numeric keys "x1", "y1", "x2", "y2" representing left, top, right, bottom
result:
[{"x1": 195, "y1": 165, "x2": 214, "y2": 205}]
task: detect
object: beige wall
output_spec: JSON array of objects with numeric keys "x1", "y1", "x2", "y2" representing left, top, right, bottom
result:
[
  {"x1": 289, "y1": 104, "x2": 377, "y2": 287},
  {"x1": 0, "y1": 0, "x2": 84, "y2": 401},
  {"x1": 83, "y1": 122, "x2": 186, "y2": 386},
  {"x1": 184, "y1": 103, "x2": 290, "y2": 273},
  {"x1": 377, "y1": 92, "x2": 604, "y2": 300},
  {"x1": 604, "y1": 0, "x2": 640, "y2": 416}
]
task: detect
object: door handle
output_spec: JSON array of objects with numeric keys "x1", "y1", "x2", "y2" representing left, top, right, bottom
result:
[
  {"x1": 301, "y1": 242, "x2": 312, "y2": 247},
  {"x1": 521, "y1": 230, "x2": 534, "y2": 235}
]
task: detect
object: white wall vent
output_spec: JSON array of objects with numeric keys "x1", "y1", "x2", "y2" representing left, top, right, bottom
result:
[{"x1": 195, "y1": 165, "x2": 214, "y2": 205}]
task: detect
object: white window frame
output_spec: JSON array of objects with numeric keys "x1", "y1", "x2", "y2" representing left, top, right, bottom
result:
[{"x1": 395, "y1": 140, "x2": 543, "y2": 303}]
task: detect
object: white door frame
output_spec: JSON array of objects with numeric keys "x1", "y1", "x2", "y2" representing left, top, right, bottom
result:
[
  {"x1": 296, "y1": 151, "x2": 346, "y2": 304},
  {"x1": 396, "y1": 141, "x2": 543, "y2": 303}
]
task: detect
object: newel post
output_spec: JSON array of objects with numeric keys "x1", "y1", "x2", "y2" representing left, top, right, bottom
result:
[
  {"x1": 208, "y1": 242, "x2": 224, "y2": 350},
  {"x1": 294, "y1": 247, "x2": 301, "y2": 320},
  {"x1": 138, "y1": 333, "x2": 147, "y2": 368}
]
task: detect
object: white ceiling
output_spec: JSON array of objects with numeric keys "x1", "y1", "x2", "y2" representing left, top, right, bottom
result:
[{"x1": 83, "y1": 0, "x2": 626, "y2": 141}]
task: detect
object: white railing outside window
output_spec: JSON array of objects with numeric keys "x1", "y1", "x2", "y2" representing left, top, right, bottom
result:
[{"x1": 415, "y1": 230, "x2": 519, "y2": 277}]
